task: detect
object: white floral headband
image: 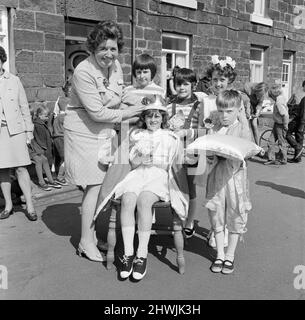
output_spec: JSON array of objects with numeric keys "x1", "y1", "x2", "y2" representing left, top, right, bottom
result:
[{"x1": 211, "y1": 55, "x2": 236, "y2": 69}]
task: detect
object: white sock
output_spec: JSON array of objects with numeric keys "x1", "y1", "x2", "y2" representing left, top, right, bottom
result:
[
  {"x1": 136, "y1": 230, "x2": 151, "y2": 258},
  {"x1": 122, "y1": 226, "x2": 135, "y2": 256}
]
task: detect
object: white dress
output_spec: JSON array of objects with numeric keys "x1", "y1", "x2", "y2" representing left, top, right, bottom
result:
[{"x1": 114, "y1": 129, "x2": 177, "y2": 201}]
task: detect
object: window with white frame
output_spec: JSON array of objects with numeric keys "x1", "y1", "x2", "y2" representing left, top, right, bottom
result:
[
  {"x1": 160, "y1": 0, "x2": 197, "y2": 9},
  {"x1": 254, "y1": 0, "x2": 265, "y2": 17},
  {"x1": 250, "y1": 0, "x2": 273, "y2": 27},
  {"x1": 250, "y1": 46, "x2": 264, "y2": 83},
  {"x1": 0, "y1": 6, "x2": 9, "y2": 71},
  {"x1": 161, "y1": 33, "x2": 190, "y2": 93}
]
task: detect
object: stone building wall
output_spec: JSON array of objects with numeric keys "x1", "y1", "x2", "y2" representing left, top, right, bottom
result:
[{"x1": 1, "y1": 0, "x2": 305, "y2": 108}]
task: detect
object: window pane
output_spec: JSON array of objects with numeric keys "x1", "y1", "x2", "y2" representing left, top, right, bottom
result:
[
  {"x1": 166, "y1": 53, "x2": 173, "y2": 70},
  {"x1": 254, "y1": 0, "x2": 265, "y2": 16},
  {"x1": 250, "y1": 48, "x2": 262, "y2": 61},
  {"x1": 175, "y1": 54, "x2": 186, "y2": 67},
  {"x1": 0, "y1": 6, "x2": 9, "y2": 71},
  {"x1": 162, "y1": 36, "x2": 186, "y2": 51}
]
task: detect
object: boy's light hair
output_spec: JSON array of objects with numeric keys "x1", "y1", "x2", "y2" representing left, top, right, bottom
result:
[
  {"x1": 268, "y1": 83, "x2": 282, "y2": 98},
  {"x1": 216, "y1": 89, "x2": 242, "y2": 109}
]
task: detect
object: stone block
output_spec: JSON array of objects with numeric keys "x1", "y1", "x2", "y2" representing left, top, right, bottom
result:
[
  {"x1": 16, "y1": 62, "x2": 40, "y2": 74},
  {"x1": 19, "y1": 73, "x2": 44, "y2": 88},
  {"x1": 37, "y1": 87, "x2": 62, "y2": 102},
  {"x1": 43, "y1": 74, "x2": 65, "y2": 87},
  {"x1": 117, "y1": 6, "x2": 131, "y2": 24},
  {"x1": 135, "y1": 26, "x2": 144, "y2": 39},
  {"x1": 39, "y1": 62, "x2": 63, "y2": 75},
  {"x1": 137, "y1": 40, "x2": 147, "y2": 48},
  {"x1": 45, "y1": 33, "x2": 65, "y2": 52},
  {"x1": 16, "y1": 50, "x2": 34, "y2": 62},
  {"x1": 19, "y1": 0, "x2": 56, "y2": 13},
  {"x1": 36, "y1": 12, "x2": 64, "y2": 34},
  {"x1": 144, "y1": 28, "x2": 161, "y2": 41},
  {"x1": 14, "y1": 30, "x2": 44, "y2": 51},
  {"x1": 15, "y1": 10, "x2": 35, "y2": 30},
  {"x1": 34, "y1": 52, "x2": 64, "y2": 63},
  {"x1": 147, "y1": 41, "x2": 161, "y2": 51},
  {"x1": 214, "y1": 25, "x2": 228, "y2": 39},
  {"x1": 24, "y1": 88, "x2": 38, "y2": 103},
  {"x1": 208, "y1": 38, "x2": 222, "y2": 47}
]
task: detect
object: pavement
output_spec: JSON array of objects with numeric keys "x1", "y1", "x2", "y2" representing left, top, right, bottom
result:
[{"x1": 0, "y1": 153, "x2": 304, "y2": 300}]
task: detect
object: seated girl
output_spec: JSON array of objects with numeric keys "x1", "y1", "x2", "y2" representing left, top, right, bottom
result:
[{"x1": 94, "y1": 96, "x2": 188, "y2": 281}]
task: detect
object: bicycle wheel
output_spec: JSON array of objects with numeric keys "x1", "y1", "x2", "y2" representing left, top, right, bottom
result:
[{"x1": 259, "y1": 129, "x2": 279, "y2": 153}]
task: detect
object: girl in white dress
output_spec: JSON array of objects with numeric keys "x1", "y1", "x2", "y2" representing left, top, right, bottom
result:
[{"x1": 101, "y1": 98, "x2": 185, "y2": 281}]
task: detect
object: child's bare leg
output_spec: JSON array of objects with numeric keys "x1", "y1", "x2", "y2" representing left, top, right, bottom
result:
[
  {"x1": 120, "y1": 192, "x2": 137, "y2": 256},
  {"x1": 41, "y1": 155, "x2": 54, "y2": 183},
  {"x1": 214, "y1": 230, "x2": 225, "y2": 261},
  {"x1": 225, "y1": 232, "x2": 239, "y2": 262},
  {"x1": 136, "y1": 191, "x2": 159, "y2": 258},
  {"x1": 185, "y1": 198, "x2": 196, "y2": 229}
]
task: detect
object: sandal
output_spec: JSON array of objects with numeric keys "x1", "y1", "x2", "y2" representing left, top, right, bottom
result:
[
  {"x1": 184, "y1": 227, "x2": 195, "y2": 239},
  {"x1": 222, "y1": 260, "x2": 234, "y2": 274},
  {"x1": 210, "y1": 259, "x2": 224, "y2": 273}
]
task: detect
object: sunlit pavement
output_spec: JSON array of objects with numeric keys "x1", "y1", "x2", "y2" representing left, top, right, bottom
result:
[{"x1": 0, "y1": 157, "x2": 304, "y2": 300}]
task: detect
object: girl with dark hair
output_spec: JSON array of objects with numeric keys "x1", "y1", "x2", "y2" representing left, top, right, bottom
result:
[{"x1": 121, "y1": 53, "x2": 165, "y2": 115}]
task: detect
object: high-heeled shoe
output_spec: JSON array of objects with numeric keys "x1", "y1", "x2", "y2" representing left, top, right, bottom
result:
[
  {"x1": 77, "y1": 242, "x2": 105, "y2": 262},
  {"x1": 0, "y1": 208, "x2": 14, "y2": 220}
]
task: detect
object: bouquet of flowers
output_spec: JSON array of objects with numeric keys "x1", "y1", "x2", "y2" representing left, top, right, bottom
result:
[{"x1": 134, "y1": 139, "x2": 154, "y2": 158}]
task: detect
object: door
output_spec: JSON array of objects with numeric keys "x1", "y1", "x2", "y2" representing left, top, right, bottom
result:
[{"x1": 281, "y1": 52, "x2": 293, "y2": 102}]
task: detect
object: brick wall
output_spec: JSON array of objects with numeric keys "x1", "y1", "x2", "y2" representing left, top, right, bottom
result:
[{"x1": 2, "y1": 0, "x2": 305, "y2": 107}]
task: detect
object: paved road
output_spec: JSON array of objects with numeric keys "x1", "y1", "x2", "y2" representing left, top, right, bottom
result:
[{"x1": 0, "y1": 158, "x2": 304, "y2": 300}]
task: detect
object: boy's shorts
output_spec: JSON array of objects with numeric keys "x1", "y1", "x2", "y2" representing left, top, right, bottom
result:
[{"x1": 207, "y1": 182, "x2": 248, "y2": 234}]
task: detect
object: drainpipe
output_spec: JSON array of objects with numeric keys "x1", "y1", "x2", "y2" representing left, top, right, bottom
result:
[{"x1": 131, "y1": 0, "x2": 136, "y2": 84}]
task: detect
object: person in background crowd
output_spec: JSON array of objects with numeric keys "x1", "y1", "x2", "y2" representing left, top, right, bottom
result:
[
  {"x1": 286, "y1": 90, "x2": 305, "y2": 163},
  {"x1": 0, "y1": 46, "x2": 37, "y2": 221},
  {"x1": 264, "y1": 83, "x2": 289, "y2": 165},
  {"x1": 28, "y1": 105, "x2": 62, "y2": 191},
  {"x1": 52, "y1": 81, "x2": 72, "y2": 185}
]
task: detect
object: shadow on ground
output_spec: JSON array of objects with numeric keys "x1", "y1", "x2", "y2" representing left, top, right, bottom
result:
[
  {"x1": 256, "y1": 180, "x2": 305, "y2": 199},
  {"x1": 41, "y1": 203, "x2": 214, "y2": 274}
]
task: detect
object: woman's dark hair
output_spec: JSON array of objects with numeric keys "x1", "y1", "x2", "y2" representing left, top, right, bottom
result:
[
  {"x1": 132, "y1": 53, "x2": 157, "y2": 79},
  {"x1": 136, "y1": 109, "x2": 169, "y2": 129},
  {"x1": 302, "y1": 80, "x2": 305, "y2": 87},
  {"x1": 0, "y1": 46, "x2": 7, "y2": 64},
  {"x1": 174, "y1": 68, "x2": 197, "y2": 86},
  {"x1": 86, "y1": 20, "x2": 124, "y2": 54},
  {"x1": 206, "y1": 62, "x2": 237, "y2": 84}
]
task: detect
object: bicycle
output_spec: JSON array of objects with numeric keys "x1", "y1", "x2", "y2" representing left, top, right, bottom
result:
[{"x1": 259, "y1": 127, "x2": 305, "y2": 157}]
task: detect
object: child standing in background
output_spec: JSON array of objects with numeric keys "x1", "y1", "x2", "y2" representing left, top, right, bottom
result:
[
  {"x1": 52, "y1": 82, "x2": 71, "y2": 185},
  {"x1": 28, "y1": 105, "x2": 62, "y2": 191},
  {"x1": 121, "y1": 53, "x2": 165, "y2": 115},
  {"x1": 264, "y1": 83, "x2": 289, "y2": 165},
  {"x1": 203, "y1": 90, "x2": 251, "y2": 274},
  {"x1": 167, "y1": 68, "x2": 205, "y2": 238}
]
